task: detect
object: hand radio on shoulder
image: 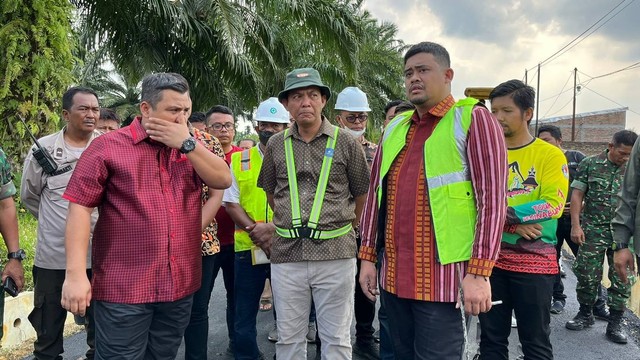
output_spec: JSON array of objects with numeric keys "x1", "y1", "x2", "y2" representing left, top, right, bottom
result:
[{"x1": 17, "y1": 114, "x2": 58, "y2": 175}]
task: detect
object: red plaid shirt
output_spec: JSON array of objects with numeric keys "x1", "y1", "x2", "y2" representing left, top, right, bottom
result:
[{"x1": 64, "y1": 118, "x2": 203, "y2": 304}]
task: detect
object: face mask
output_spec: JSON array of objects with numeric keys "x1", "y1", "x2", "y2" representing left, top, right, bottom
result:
[
  {"x1": 343, "y1": 127, "x2": 366, "y2": 138},
  {"x1": 258, "y1": 130, "x2": 276, "y2": 145}
]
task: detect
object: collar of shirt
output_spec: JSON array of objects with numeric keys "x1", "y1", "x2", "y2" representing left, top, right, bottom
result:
[
  {"x1": 286, "y1": 116, "x2": 336, "y2": 142},
  {"x1": 410, "y1": 94, "x2": 456, "y2": 124},
  {"x1": 52, "y1": 127, "x2": 101, "y2": 160},
  {"x1": 596, "y1": 149, "x2": 618, "y2": 167},
  {"x1": 130, "y1": 116, "x2": 151, "y2": 144}
]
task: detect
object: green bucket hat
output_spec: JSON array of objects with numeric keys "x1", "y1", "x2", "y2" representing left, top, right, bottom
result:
[{"x1": 277, "y1": 68, "x2": 332, "y2": 102}]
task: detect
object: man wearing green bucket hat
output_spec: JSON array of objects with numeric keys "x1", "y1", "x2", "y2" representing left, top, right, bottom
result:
[{"x1": 258, "y1": 68, "x2": 370, "y2": 359}]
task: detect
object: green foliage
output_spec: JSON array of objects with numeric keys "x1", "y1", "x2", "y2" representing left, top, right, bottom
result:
[
  {"x1": 71, "y1": 0, "x2": 405, "y2": 140},
  {"x1": 0, "y1": 0, "x2": 75, "y2": 166},
  {"x1": 0, "y1": 211, "x2": 37, "y2": 292}
]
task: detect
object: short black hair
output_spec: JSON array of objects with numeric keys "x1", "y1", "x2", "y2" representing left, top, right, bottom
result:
[
  {"x1": 489, "y1": 79, "x2": 535, "y2": 114},
  {"x1": 238, "y1": 138, "x2": 256, "y2": 146},
  {"x1": 394, "y1": 101, "x2": 416, "y2": 115},
  {"x1": 404, "y1": 42, "x2": 451, "y2": 68},
  {"x1": 62, "y1": 86, "x2": 98, "y2": 111},
  {"x1": 384, "y1": 100, "x2": 403, "y2": 114},
  {"x1": 205, "y1": 105, "x2": 234, "y2": 124},
  {"x1": 99, "y1": 108, "x2": 121, "y2": 122},
  {"x1": 189, "y1": 111, "x2": 206, "y2": 124},
  {"x1": 537, "y1": 124, "x2": 562, "y2": 141},
  {"x1": 140, "y1": 72, "x2": 189, "y2": 108},
  {"x1": 612, "y1": 130, "x2": 638, "y2": 147}
]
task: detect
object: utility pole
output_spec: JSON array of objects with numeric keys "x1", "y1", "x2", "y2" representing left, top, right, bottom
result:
[
  {"x1": 535, "y1": 63, "x2": 541, "y2": 134},
  {"x1": 571, "y1": 67, "x2": 577, "y2": 141},
  {"x1": 525, "y1": 69, "x2": 528, "y2": 84}
]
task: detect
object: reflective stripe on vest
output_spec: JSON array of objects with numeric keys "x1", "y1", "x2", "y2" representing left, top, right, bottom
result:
[
  {"x1": 240, "y1": 150, "x2": 251, "y2": 171},
  {"x1": 378, "y1": 98, "x2": 479, "y2": 264},
  {"x1": 276, "y1": 126, "x2": 349, "y2": 240},
  {"x1": 230, "y1": 147, "x2": 272, "y2": 252}
]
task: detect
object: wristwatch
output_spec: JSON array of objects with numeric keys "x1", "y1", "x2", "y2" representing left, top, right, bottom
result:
[
  {"x1": 7, "y1": 249, "x2": 26, "y2": 261},
  {"x1": 179, "y1": 137, "x2": 197, "y2": 154},
  {"x1": 611, "y1": 242, "x2": 630, "y2": 251}
]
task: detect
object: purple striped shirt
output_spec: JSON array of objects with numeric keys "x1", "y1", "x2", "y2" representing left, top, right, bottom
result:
[{"x1": 358, "y1": 96, "x2": 508, "y2": 302}]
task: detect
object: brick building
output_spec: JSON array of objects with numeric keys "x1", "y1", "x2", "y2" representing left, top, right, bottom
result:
[{"x1": 531, "y1": 107, "x2": 627, "y2": 143}]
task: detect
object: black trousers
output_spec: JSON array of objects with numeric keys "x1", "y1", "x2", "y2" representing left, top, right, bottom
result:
[
  {"x1": 94, "y1": 295, "x2": 193, "y2": 360},
  {"x1": 28, "y1": 266, "x2": 95, "y2": 360},
  {"x1": 552, "y1": 216, "x2": 580, "y2": 302},
  {"x1": 381, "y1": 289, "x2": 464, "y2": 360},
  {"x1": 479, "y1": 268, "x2": 554, "y2": 360},
  {"x1": 212, "y1": 244, "x2": 236, "y2": 347},
  {"x1": 355, "y1": 235, "x2": 376, "y2": 343}
]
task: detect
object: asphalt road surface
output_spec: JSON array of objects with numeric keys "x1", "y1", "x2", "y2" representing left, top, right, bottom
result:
[{"x1": 22, "y1": 257, "x2": 640, "y2": 359}]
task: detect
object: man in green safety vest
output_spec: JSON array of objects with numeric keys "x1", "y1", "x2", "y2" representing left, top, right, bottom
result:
[
  {"x1": 258, "y1": 68, "x2": 371, "y2": 359},
  {"x1": 358, "y1": 42, "x2": 509, "y2": 359},
  {"x1": 224, "y1": 97, "x2": 289, "y2": 359}
]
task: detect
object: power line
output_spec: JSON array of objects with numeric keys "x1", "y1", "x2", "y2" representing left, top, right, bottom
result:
[
  {"x1": 526, "y1": 0, "x2": 633, "y2": 72},
  {"x1": 540, "y1": 0, "x2": 636, "y2": 67},
  {"x1": 581, "y1": 61, "x2": 640, "y2": 80},
  {"x1": 541, "y1": 71, "x2": 573, "y2": 118},
  {"x1": 543, "y1": 97, "x2": 574, "y2": 119},
  {"x1": 580, "y1": 85, "x2": 640, "y2": 117}
]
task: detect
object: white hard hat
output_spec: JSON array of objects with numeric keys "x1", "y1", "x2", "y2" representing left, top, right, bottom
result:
[
  {"x1": 255, "y1": 97, "x2": 290, "y2": 124},
  {"x1": 334, "y1": 87, "x2": 371, "y2": 112}
]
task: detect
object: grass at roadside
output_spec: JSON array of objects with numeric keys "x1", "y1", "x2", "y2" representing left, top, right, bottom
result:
[{"x1": 1, "y1": 211, "x2": 37, "y2": 291}]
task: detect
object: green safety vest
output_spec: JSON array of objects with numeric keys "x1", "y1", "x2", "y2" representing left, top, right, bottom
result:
[
  {"x1": 379, "y1": 98, "x2": 479, "y2": 265},
  {"x1": 230, "y1": 147, "x2": 273, "y2": 252},
  {"x1": 275, "y1": 126, "x2": 353, "y2": 240}
]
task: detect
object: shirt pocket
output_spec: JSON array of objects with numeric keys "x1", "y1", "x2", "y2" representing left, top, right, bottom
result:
[
  {"x1": 587, "y1": 175, "x2": 609, "y2": 193},
  {"x1": 46, "y1": 171, "x2": 73, "y2": 199}
]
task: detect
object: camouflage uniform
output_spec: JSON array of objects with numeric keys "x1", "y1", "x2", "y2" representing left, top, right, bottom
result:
[
  {"x1": 571, "y1": 149, "x2": 630, "y2": 311},
  {"x1": 0, "y1": 147, "x2": 16, "y2": 200},
  {"x1": 0, "y1": 146, "x2": 16, "y2": 341},
  {"x1": 361, "y1": 138, "x2": 377, "y2": 169}
]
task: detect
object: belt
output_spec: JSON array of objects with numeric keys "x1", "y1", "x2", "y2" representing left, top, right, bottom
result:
[{"x1": 275, "y1": 223, "x2": 352, "y2": 240}]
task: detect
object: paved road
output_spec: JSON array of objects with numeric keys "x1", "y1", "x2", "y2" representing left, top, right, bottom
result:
[{"x1": 23, "y1": 257, "x2": 640, "y2": 359}]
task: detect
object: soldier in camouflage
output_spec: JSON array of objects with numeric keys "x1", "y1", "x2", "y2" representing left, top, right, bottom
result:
[{"x1": 565, "y1": 130, "x2": 638, "y2": 344}]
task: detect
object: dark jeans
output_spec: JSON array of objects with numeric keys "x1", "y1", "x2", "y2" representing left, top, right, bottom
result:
[
  {"x1": 28, "y1": 266, "x2": 95, "y2": 360},
  {"x1": 552, "y1": 216, "x2": 580, "y2": 302},
  {"x1": 355, "y1": 235, "x2": 376, "y2": 343},
  {"x1": 377, "y1": 300, "x2": 394, "y2": 360},
  {"x1": 184, "y1": 255, "x2": 217, "y2": 360},
  {"x1": 381, "y1": 289, "x2": 464, "y2": 360},
  {"x1": 479, "y1": 268, "x2": 554, "y2": 360},
  {"x1": 234, "y1": 250, "x2": 272, "y2": 360},
  {"x1": 94, "y1": 295, "x2": 193, "y2": 360},
  {"x1": 213, "y1": 244, "x2": 236, "y2": 348}
]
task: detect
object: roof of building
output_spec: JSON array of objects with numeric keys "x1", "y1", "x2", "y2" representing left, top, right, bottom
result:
[{"x1": 539, "y1": 107, "x2": 628, "y2": 124}]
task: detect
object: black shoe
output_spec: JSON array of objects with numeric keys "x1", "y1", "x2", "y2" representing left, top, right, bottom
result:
[
  {"x1": 550, "y1": 300, "x2": 565, "y2": 314},
  {"x1": 606, "y1": 309, "x2": 628, "y2": 344},
  {"x1": 566, "y1": 304, "x2": 595, "y2": 330},
  {"x1": 594, "y1": 305, "x2": 610, "y2": 320},
  {"x1": 352, "y1": 340, "x2": 379, "y2": 360}
]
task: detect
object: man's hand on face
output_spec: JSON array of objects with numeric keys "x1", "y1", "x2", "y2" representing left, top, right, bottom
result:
[{"x1": 144, "y1": 117, "x2": 191, "y2": 149}]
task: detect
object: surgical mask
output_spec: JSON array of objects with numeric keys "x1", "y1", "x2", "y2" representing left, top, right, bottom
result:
[
  {"x1": 258, "y1": 130, "x2": 276, "y2": 145},
  {"x1": 343, "y1": 127, "x2": 366, "y2": 138}
]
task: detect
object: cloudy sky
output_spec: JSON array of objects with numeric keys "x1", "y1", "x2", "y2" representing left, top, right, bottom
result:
[{"x1": 363, "y1": 0, "x2": 640, "y2": 131}]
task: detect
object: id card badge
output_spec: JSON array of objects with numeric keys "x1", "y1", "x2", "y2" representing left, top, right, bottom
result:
[{"x1": 251, "y1": 245, "x2": 270, "y2": 265}]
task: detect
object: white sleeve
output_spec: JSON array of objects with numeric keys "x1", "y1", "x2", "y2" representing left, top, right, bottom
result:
[{"x1": 222, "y1": 167, "x2": 240, "y2": 204}]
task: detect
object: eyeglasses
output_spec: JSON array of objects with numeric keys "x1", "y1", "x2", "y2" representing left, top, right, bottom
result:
[
  {"x1": 208, "y1": 122, "x2": 235, "y2": 131},
  {"x1": 343, "y1": 114, "x2": 368, "y2": 123}
]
